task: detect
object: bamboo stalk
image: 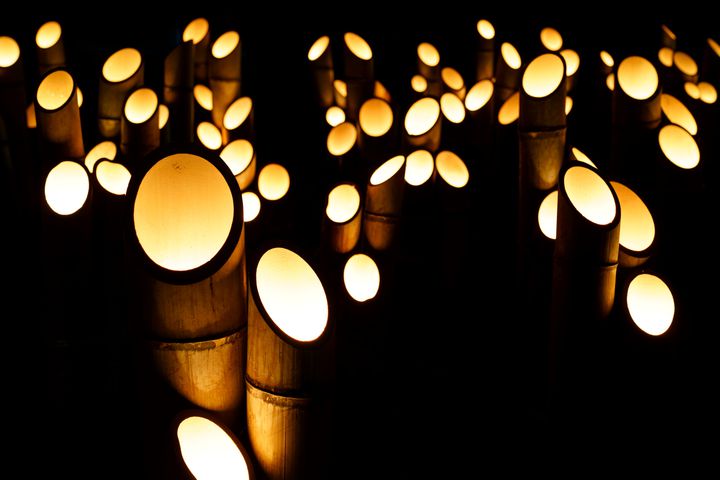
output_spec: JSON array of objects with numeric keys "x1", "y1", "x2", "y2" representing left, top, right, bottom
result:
[
  {"x1": 209, "y1": 31, "x2": 241, "y2": 128},
  {"x1": 35, "y1": 68, "x2": 84, "y2": 163},
  {"x1": 164, "y1": 41, "x2": 194, "y2": 144},
  {"x1": 35, "y1": 21, "x2": 65, "y2": 74},
  {"x1": 98, "y1": 48, "x2": 144, "y2": 138}
]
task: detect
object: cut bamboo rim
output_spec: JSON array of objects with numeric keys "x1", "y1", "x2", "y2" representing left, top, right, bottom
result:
[
  {"x1": 441, "y1": 67, "x2": 465, "y2": 99},
  {"x1": 404, "y1": 149, "x2": 434, "y2": 186},
  {"x1": 26, "y1": 103, "x2": 36, "y2": 129},
  {"x1": 374, "y1": 80, "x2": 391, "y2": 102},
  {"x1": 325, "y1": 106, "x2": 345, "y2": 127},
  {"x1": 98, "y1": 47, "x2": 144, "y2": 138},
  {"x1": 495, "y1": 42, "x2": 522, "y2": 102},
  {"x1": 197, "y1": 121, "x2": 222, "y2": 150},
  {"x1": 242, "y1": 191, "x2": 261, "y2": 223},
  {"x1": 95, "y1": 159, "x2": 131, "y2": 196},
  {"x1": 324, "y1": 183, "x2": 362, "y2": 254},
  {"x1": 308, "y1": 35, "x2": 334, "y2": 108},
  {"x1": 163, "y1": 41, "x2": 194, "y2": 144},
  {"x1": 308, "y1": 35, "x2": 331, "y2": 67},
  {"x1": 194, "y1": 84, "x2": 213, "y2": 111},
  {"x1": 657, "y1": 124, "x2": 700, "y2": 170},
  {"x1": 258, "y1": 163, "x2": 290, "y2": 201},
  {"x1": 569, "y1": 147, "x2": 597, "y2": 168},
  {"x1": 698, "y1": 81, "x2": 717, "y2": 104},
  {"x1": 0, "y1": 37, "x2": 25, "y2": 152},
  {"x1": 159, "y1": 104, "x2": 169, "y2": 130},
  {"x1": 35, "y1": 68, "x2": 84, "y2": 162},
  {"x1": 540, "y1": 27, "x2": 563, "y2": 52},
  {"x1": 497, "y1": 91, "x2": 519, "y2": 125},
  {"x1": 210, "y1": 31, "x2": 241, "y2": 128},
  {"x1": 121, "y1": 86, "x2": 160, "y2": 161},
  {"x1": 475, "y1": 19, "x2": 495, "y2": 81},
  {"x1": 613, "y1": 56, "x2": 661, "y2": 128},
  {"x1": 343, "y1": 32, "x2": 373, "y2": 79},
  {"x1": 358, "y1": 97, "x2": 394, "y2": 160},
  {"x1": 625, "y1": 272, "x2": 675, "y2": 337},
  {"x1": 343, "y1": 253, "x2": 380, "y2": 302},
  {"x1": 223, "y1": 96, "x2": 254, "y2": 142},
  {"x1": 0, "y1": 36, "x2": 20, "y2": 69},
  {"x1": 435, "y1": 150, "x2": 469, "y2": 189},
  {"x1": 84, "y1": 140, "x2": 117, "y2": 173},
  {"x1": 600, "y1": 50, "x2": 614, "y2": 76},
  {"x1": 610, "y1": 181, "x2": 655, "y2": 267},
  {"x1": 333, "y1": 79, "x2": 347, "y2": 108},
  {"x1": 465, "y1": 79, "x2": 493, "y2": 112},
  {"x1": 658, "y1": 47, "x2": 674, "y2": 68},
  {"x1": 417, "y1": 42, "x2": 440, "y2": 80},
  {"x1": 660, "y1": 24, "x2": 677, "y2": 50},
  {"x1": 35, "y1": 20, "x2": 65, "y2": 73},
  {"x1": 411, "y1": 74, "x2": 428, "y2": 94},
  {"x1": 404, "y1": 97, "x2": 441, "y2": 151},
  {"x1": 44, "y1": 160, "x2": 90, "y2": 216},
  {"x1": 220, "y1": 139, "x2": 257, "y2": 191},
  {"x1": 440, "y1": 92, "x2": 465, "y2": 124},
  {"x1": 364, "y1": 155, "x2": 405, "y2": 251},
  {"x1": 673, "y1": 51, "x2": 698, "y2": 82},
  {"x1": 660, "y1": 93, "x2": 697, "y2": 135},
  {"x1": 537, "y1": 189, "x2": 559, "y2": 240},
  {"x1": 559, "y1": 49, "x2": 580, "y2": 91},
  {"x1": 125, "y1": 86, "x2": 158, "y2": 121},
  {"x1": 327, "y1": 121, "x2": 357, "y2": 157},
  {"x1": 183, "y1": 17, "x2": 210, "y2": 83},
  {"x1": 684, "y1": 81, "x2": 700, "y2": 100}
]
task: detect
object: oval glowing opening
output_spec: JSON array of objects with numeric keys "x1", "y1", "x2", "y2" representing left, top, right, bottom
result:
[
  {"x1": 124, "y1": 88, "x2": 158, "y2": 124},
  {"x1": 37, "y1": 70, "x2": 74, "y2": 111},
  {"x1": 212, "y1": 31, "x2": 240, "y2": 59},
  {"x1": 256, "y1": 247, "x2": 329, "y2": 342},
  {"x1": 0, "y1": 36, "x2": 20, "y2": 68},
  {"x1": 344, "y1": 32, "x2": 372, "y2": 60},
  {"x1": 344, "y1": 254, "x2": 380, "y2": 302},
  {"x1": 327, "y1": 122, "x2": 357, "y2": 156},
  {"x1": 571, "y1": 147, "x2": 597, "y2": 168},
  {"x1": 465, "y1": 80, "x2": 493, "y2": 111},
  {"x1": 242, "y1": 191, "x2": 261, "y2": 222},
  {"x1": 326, "y1": 183, "x2": 360, "y2": 223},
  {"x1": 698, "y1": 82, "x2": 717, "y2": 104},
  {"x1": 684, "y1": 82, "x2": 700, "y2": 99},
  {"x1": 560, "y1": 49, "x2": 580, "y2": 76},
  {"x1": 563, "y1": 166, "x2": 616, "y2": 225},
  {"x1": 325, "y1": 106, "x2": 345, "y2": 127},
  {"x1": 96, "y1": 160, "x2": 131, "y2": 196},
  {"x1": 36, "y1": 21, "x2": 61, "y2": 49},
  {"x1": 223, "y1": 97, "x2": 252, "y2": 131},
  {"x1": 627, "y1": 273, "x2": 674, "y2": 336},
  {"x1": 537, "y1": 190, "x2": 559, "y2": 240},
  {"x1": 661, "y1": 93, "x2": 697, "y2": 135},
  {"x1": 600, "y1": 50, "x2": 614, "y2": 68},
  {"x1": 308, "y1": 35, "x2": 329, "y2": 61},
  {"x1": 84, "y1": 141, "x2": 117, "y2": 173},
  {"x1": 540, "y1": 27, "x2": 563, "y2": 52},
  {"x1": 658, "y1": 124, "x2": 700, "y2": 169},
  {"x1": 417, "y1": 42, "x2": 440, "y2": 67},
  {"x1": 661, "y1": 24, "x2": 676, "y2": 41},
  {"x1": 374, "y1": 80, "x2": 392, "y2": 102},
  {"x1": 404, "y1": 97, "x2": 440, "y2": 136},
  {"x1": 501, "y1": 42, "x2": 522, "y2": 69},
  {"x1": 477, "y1": 19, "x2": 495, "y2": 40},
  {"x1": 610, "y1": 181, "x2": 654, "y2": 253},
  {"x1": 708, "y1": 38, "x2": 720, "y2": 57},
  {"x1": 371, "y1": 155, "x2": 405, "y2": 186},
  {"x1": 404, "y1": 150, "x2": 434, "y2": 186},
  {"x1": 617, "y1": 56, "x2": 658, "y2": 100},
  {"x1": 440, "y1": 92, "x2": 466, "y2": 123},
  {"x1": 498, "y1": 91, "x2": 520, "y2": 125},
  {"x1": 220, "y1": 139, "x2": 254, "y2": 176},
  {"x1": 26, "y1": 103, "x2": 36, "y2": 128},
  {"x1": 44, "y1": 161, "x2": 90, "y2": 216},
  {"x1": 197, "y1": 122, "x2": 222, "y2": 150},
  {"x1": 436, "y1": 151, "x2": 469, "y2": 188},
  {"x1": 102, "y1": 48, "x2": 142, "y2": 83},
  {"x1": 522, "y1": 53, "x2": 565, "y2": 98},
  {"x1": 258, "y1": 163, "x2": 290, "y2": 201},
  {"x1": 194, "y1": 85, "x2": 213, "y2": 111},
  {"x1": 658, "y1": 47, "x2": 674, "y2": 68},
  {"x1": 411, "y1": 74, "x2": 428, "y2": 93},
  {"x1": 441, "y1": 67, "x2": 464, "y2": 91},
  {"x1": 359, "y1": 98, "x2": 393, "y2": 137},
  {"x1": 183, "y1": 18, "x2": 209, "y2": 45},
  {"x1": 77, "y1": 87, "x2": 83, "y2": 107},
  {"x1": 606, "y1": 73, "x2": 615, "y2": 91},
  {"x1": 334, "y1": 79, "x2": 347, "y2": 98},
  {"x1": 565, "y1": 96, "x2": 573, "y2": 115},
  {"x1": 177, "y1": 416, "x2": 251, "y2": 480},
  {"x1": 159, "y1": 104, "x2": 169, "y2": 129},
  {"x1": 673, "y1": 51, "x2": 698, "y2": 76}
]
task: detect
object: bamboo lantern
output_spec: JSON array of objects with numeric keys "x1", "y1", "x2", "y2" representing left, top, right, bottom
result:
[
  {"x1": 98, "y1": 47, "x2": 144, "y2": 138},
  {"x1": 209, "y1": 31, "x2": 241, "y2": 128},
  {"x1": 323, "y1": 183, "x2": 362, "y2": 254},
  {"x1": 357, "y1": 97, "x2": 394, "y2": 163},
  {"x1": 416, "y1": 42, "x2": 441, "y2": 97},
  {"x1": 656, "y1": 47, "x2": 674, "y2": 88},
  {"x1": 255, "y1": 163, "x2": 293, "y2": 242},
  {"x1": 464, "y1": 79, "x2": 494, "y2": 148},
  {"x1": 494, "y1": 42, "x2": 522, "y2": 104},
  {"x1": 374, "y1": 80, "x2": 391, "y2": 102},
  {"x1": 439, "y1": 92, "x2": 466, "y2": 145},
  {"x1": 364, "y1": 155, "x2": 405, "y2": 251},
  {"x1": 93, "y1": 159, "x2": 131, "y2": 264},
  {"x1": 84, "y1": 140, "x2": 117, "y2": 173},
  {"x1": 609, "y1": 181, "x2": 655, "y2": 268},
  {"x1": 242, "y1": 191, "x2": 261, "y2": 223},
  {"x1": 222, "y1": 96, "x2": 254, "y2": 143},
  {"x1": 35, "y1": 21, "x2": 65, "y2": 74},
  {"x1": 410, "y1": 74, "x2": 428, "y2": 100},
  {"x1": 537, "y1": 189, "x2": 559, "y2": 241},
  {"x1": 183, "y1": 17, "x2": 210, "y2": 84},
  {"x1": 441, "y1": 67, "x2": 465, "y2": 99},
  {"x1": 404, "y1": 97, "x2": 441, "y2": 152},
  {"x1": 599, "y1": 50, "x2": 614, "y2": 77},
  {"x1": 164, "y1": 41, "x2": 194, "y2": 144},
  {"x1": 660, "y1": 24, "x2": 677, "y2": 50},
  {"x1": 343, "y1": 253, "x2": 380, "y2": 303},
  {"x1": 702, "y1": 37, "x2": 720, "y2": 85},
  {"x1": 333, "y1": 79, "x2": 347, "y2": 109},
  {"x1": 325, "y1": 106, "x2": 345, "y2": 127},
  {"x1": 697, "y1": 81, "x2": 717, "y2": 105},
  {"x1": 193, "y1": 84, "x2": 213, "y2": 123},
  {"x1": 35, "y1": 68, "x2": 84, "y2": 164},
  {"x1": 560, "y1": 49, "x2": 580, "y2": 92},
  {"x1": 654, "y1": 123, "x2": 702, "y2": 198},
  {"x1": 401, "y1": 149, "x2": 435, "y2": 260},
  {"x1": 95, "y1": 159, "x2": 131, "y2": 197},
  {"x1": 343, "y1": 32, "x2": 374, "y2": 121},
  {"x1": 540, "y1": 27, "x2": 563, "y2": 52},
  {"x1": 497, "y1": 90, "x2": 520, "y2": 126},
  {"x1": 159, "y1": 103, "x2": 170, "y2": 140},
  {"x1": 308, "y1": 35, "x2": 334, "y2": 108},
  {"x1": 121, "y1": 87, "x2": 160, "y2": 167},
  {"x1": 623, "y1": 272, "x2": 676, "y2": 338},
  {"x1": 475, "y1": 19, "x2": 495, "y2": 82},
  {"x1": 673, "y1": 51, "x2": 699, "y2": 84},
  {"x1": 241, "y1": 190, "x2": 262, "y2": 252},
  {"x1": 220, "y1": 139, "x2": 257, "y2": 191},
  {"x1": 326, "y1": 121, "x2": 359, "y2": 180},
  {"x1": 0, "y1": 36, "x2": 27, "y2": 165},
  {"x1": 660, "y1": 93, "x2": 698, "y2": 136},
  {"x1": 196, "y1": 121, "x2": 223, "y2": 151}
]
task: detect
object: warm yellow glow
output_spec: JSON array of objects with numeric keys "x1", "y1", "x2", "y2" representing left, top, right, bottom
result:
[
  {"x1": 223, "y1": 97, "x2": 252, "y2": 131},
  {"x1": 212, "y1": 31, "x2": 240, "y2": 59},
  {"x1": 435, "y1": 151, "x2": 469, "y2": 188},
  {"x1": 359, "y1": 98, "x2": 393, "y2": 137},
  {"x1": 563, "y1": 166, "x2": 616, "y2": 225},
  {"x1": 501, "y1": 42, "x2": 522, "y2": 69},
  {"x1": 37, "y1": 70, "x2": 74, "y2": 111},
  {"x1": 709, "y1": 38, "x2": 720, "y2": 57},
  {"x1": 560, "y1": 49, "x2": 580, "y2": 76},
  {"x1": 600, "y1": 50, "x2": 614, "y2": 68},
  {"x1": 404, "y1": 150, "x2": 434, "y2": 186},
  {"x1": 661, "y1": 94, "x2": 697, "y2": 135},
  {"x1": 540, "y1": 27, "x2": 563, "y2": 52},
  {"x1": 133, "y1": 153, "x2": 234, "y2": 271},
  {"x1": 334, "y1": 79, "x2": 347, "y2": 98},
  {"x1": 308, "y1": 35, "x2": 329, "y2": 61},
  {"x1": 242, "y1": 191, "x2": 261, "y2": 222},
  {"x1": 177, "y1": 416, "x2": 251, "y2": 480},
  {"x1": 498, "y1": 91, "x2": 520, "y2": 125},
  {"x1": 194, "y1": 85, "x2": 213, "y2": 111},
  {"x1": 183, "y1": 18, "x2": 209, "y2": 45},
  {"x1": 684, "y1": 82, "x2": 700, "y2": 100},
  {"x1": 44, "y1": 161, "x2": 90, "y2": 215},
  {"x1": 522, "y1": 53, "x2": 565, "y2": 98},
  {"x1": 404, "y1": 97, "x2": 440, "y2": 136},
  {"x1": 326, "y1": 183, "x2": 360, "y2": 223},
  {"x1": 374, "y1": 81, "x2": 391, "y2": 102},
  {"x1": 465, "y1": 80, "x2": 493, "y2": 111},
  {"x1": 571, "y1": 147, "x2": 597, "y2": 168},
  {"x1": 627, "y1": 274, "x2": 674, "y2": 336},
  {"x1": 36, "y1": 21, "x2": 61, "y2": 49},
  {"x1": 661, "y1": 24, "x2": 676, "y2": 41},
  {"x1": 258, "y1": 164, "x2": 290, "y2": 201},
  {"x1": 124, "y1": 88, "x2": 158, "y2": 124},
  {"x1": 371, "y1": 155, "x2": 405, "y2": 186},
  {"x1": 673, "y1": 51, "x2": 698, "y2": 76},
  {"x1": 327, "y1": 122, "x2": 357, "y2": 156},
  {"x1": 565, "y1": 96, "x2": 573, "y2": 115},
  {"x1": 325, "y1": 106, "x2": 345, "y2": 127},
  {"x1": 77, "y1": 87, "x2": 83, "y2": 107},
  {"x1": 658, "y1": 47, "x2": 673, "y2": 68},
  {"x1": 102, "y1": 48, "x2": 142, "y2": 83},
  {"x1": 159, "y1": 104, "x2": 169, "y2": 129},
  {"x1": 610, "y1": 181, "x2": 654, "y2": 253},
  {"x1": 344, "y1": 32, "x2": 372, "y2": 60},
  {"x1": 606, "y1": 73, "x2": 615, "y2": 91},
  {"x1": 220, "y1": 139, "x2": 254, "y2": 176},
  {"x1": 344, "y1": 254, "x2": 380, "y2": 302},
  {"x1": 417, "y1": 42, "x2": 440, "y2": 67},
  {"x1": 411, "y1": 75, "x2": 427, "y2": 93},
  {"x1": 84, "y1": 141, "x2": 117, "y2": 173},
  {"x1": 256, "y1": 247, "x2": 329, "y2": 342},
  {"x1": 0, "y1": 36, "x2": 20, "y2": 68},
  {"x1": 537, "y1": 190, "x2": 558, "y2": 240},
  {"x1": 658, "y1": 124, "x2": 700, "y2": 169},
  {"x1": 440, "y1": 93, "x2": 466, "y2": 123},
  {"x1": 441, "y1": 67, "x2": 464, "y2": 91},
  {"x1": 197, "y1": 122, "x2": 222, "y2": 150},
  {"x1": 617, "y1": 56, "x2": 658, "y2": 100},
  {"x1": 96, "y1": 160, "x2": 131, "y2": 196},
  {"x1": 26, "y1": 103, "x2": 36, "y2": 129},
  {"x1": 698, "y1": 82, "x2": 717, "y2": 104},
  {"x1": 477, "y1": 19, "x2": 495, "y2": 40}
]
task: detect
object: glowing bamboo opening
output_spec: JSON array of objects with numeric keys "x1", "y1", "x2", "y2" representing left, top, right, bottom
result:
[
  {"x1": 45, "y1": 161, "x2": 90, "y2": 215},
  {"x1": 708, "y1": 38, "x2": 720, "y2": 56},
  {"x1": 134, "y1": 153, "x2": 234, "y2": 271},
  {"x1": 327, "y1": 122, "x2": 357, "y2": 156},
  {"x1": 435, "y1": 151, "x2": 469, "y2": 188},
  {"x1": 684, "y1": 82, "x2": 700, "y2": 99},
  {"x1": 563, "y1": 166, "x2": 616, "y2": 225},
  {"x1": 84, "y1": 141, "x2": 117, "y2": 173},
  {"x1": 371, "y1": 155, "x2": 405, "y2": 185},
  {"x1": 374, "y1": 81, "x2": 391, "y2": 102},
  {"x1": 159, "y1": 104, "x2": 169, "y2": 129},
  {"x1": 522, "y1": 53, "x2": 565, "y2": 98},
  {"x1": 606, "y1": 73, "x2": 615, "y2": 91},
  {"x1": 308, "y1": 35, "x2": 329, "y2": 61},
  {"x1": 658, "y1": 124, "x2": 700, "y2": 169},
  {"x1": 498, "y1": 91, "x2": 520, "y2": 125},
  {"x1": 0, "y1": 36, "x2": 20, "y2": 68},
  {"x1": 662, "y1": 24, "x2": 676, "y2": 41},
  {"x1": 411, "y1": 75, "x2": 428, "y2": 93},
  {"x1": 571, "y1": 147, "x2": 597, "y2": 168},
  {"x1": 96, "y1": 160, "x2": 131, "y2": 196},
  {"x1": 183, "y1": 18, "x2": 209, "y2": 45},
  {"x1": 102, "y1": 48, "x2": 142, "y2": 83},
  {"x1": 565, "y1": 97, "x2": 573, "y2": 115},
  {"x1": 223, "y1": 97, "x2": 252, "y2": 131},
  {"x1": 36, "y1": 21, "x2": 61, "y2": 49},
  {"x1": 212, "y1": 31, "x2": 240, "y2": 59},
  {"x1": 256, "y1": 247, "x2": 329, "y2": 342},
  {"x1": 610, "y1": 181, "x2": 654, "y2": 253},
  {"x1": 77, "y1": 87, "x2": 83, "y2": 107},
  {"x1": 177, "y1": 415, "x2": 251, "y2": 480},
  {"x1": 440, "y1": 93, "x2": 465, "y2": 123},
  {"x1": 538, "y1": 190, "x2": 559, "y2": 240},
  {"x1": 417, "y1": 42, "x2": 440, "y2": 67},
  {"x1": 600, "y1": 51, "x2": 614, "y2": 68},
  {"x1": 197, "y1": 122, "x2": 222, "y2": 150},
  {"x1": 26, "y1": 104, "x2": 36, "y2": 128},
  {"x1": 673, "y1": 51, "x2": 698, "y2": 76},
  {"x1": 698, "y1": 82, "x2": 717, "y2": 104},
  {"x1": 344, "y1": 32, "x2": 372, "y2": 60},
  {"x1": 220, "y1": 139, "x2": 254, "y2": 176},
  {"x1": 37, "y1": 70, "x2": 74, "y2": 111},
  {"x1": 242, "y1": 191, "x2": 261, "y2": 222},
  {"x1": 441, "y1": 67, "x2": 464, "y2": 91},
  {"x1": 344, "y1": 253, "x2": 380, "y2": 302},
  {"x1": 626, "y1": 273, "x2": 674, "y2": 336},
  {"x1": 501, "y1": 42, "x2": 522, "y2": 69},
  {"x1": 404, "y1": 97, "x2": 440, "y2": 136},
  {"x1": 560, "y1": 49, "x2": 580, "y2": 77},
  {"x1": 359, "y1": 98, "x2": 393, "y2": 137},
  {"x1": 258, "y1": 164, "x2": 290, "y2": 201},
  {"x1": 333, "y1": 79, "x2": 347, "y2": 98},
  {"x1": 325, "y1": 106, "x2": 345, "y2": 127},
  {"x1": 124, "y1": 88, "x2": 158, "y2": 124},
  {"x1": 477, "y1": 19, "x2": 495, "y2": 40},
  {"x1": 658, "y1": 48, "x2": 673, "y2": 68},
  {"x1": 465, "y1": 80, "x2": 493, "y2": 111},
  {"x1": 540, "y1": 27, "x2": 563, "y2": 52},
  {"x1": 194, "y1": 85, "x2": 213, "y2": 111},
  {"x1": 617, "y1": 56, "x2": 658, "y2": 100},
  {"x1": 326, "y1": 184, "x2": 360, "y2": 223},
  {"x1": 404, "y1": 150, "x2": 434, "y2": 186},
  {"x1": 661, "y1": 94, "x2": 697, "y2": 135}
]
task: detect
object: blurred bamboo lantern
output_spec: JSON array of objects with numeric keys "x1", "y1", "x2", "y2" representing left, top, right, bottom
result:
[
  {"x1": 560, "y1": 49, "x2": 580, "y2": 92},
  {"x1": 194, "y1": 84, "x2": 213, "y2": 123},
  {"x1": 222, "y1": 96, "x2": 254, "y2": 143},
  {"x1": 357, "y1": 97, "x2": 395, "y2": 163},
  {"x1": 333, "y1": 79, "x2": 347, "y2": 109},
  {"x1": 655, "y1": 124, "x2": 701, "y2": 197},
  {"x1": 35, "y1": 21, "x2": 65, "y2": 74},
  {"x1": 697, "y1": 81, "x2": 717, "y2": 104},
  {"x1": 657, "y1": 47, "x2": 674, "y2": 70},
  {"x1": 308, "y1": 35, "x2": 334, "y2": 108},
  {"x1": 246, "y1": 247, "x2": 334, "y2": 480},
  {"x1": 374, "y1": 80, "x2": 391, "y2": 102},
  {"x1": 537, "y1": 189, "x2": 559, "y2": 240},
  {"x1": 434, "y1": 150, "x2": 469, "y2": 197},
  {"x1": 657, "y1": 124, "x2": 700, "y2": 170},
  {"x1": 464, "y1": 79, "x2": 494, "y2": 147},
  {"x1": 439, "y1": 92, "x2": 466, "y2": 143},
  {"x1": 35, "y1": 68, "x2": 84, "y2": 164},
  {"x1": 197, "y1": 121, "x2": 222, "y2": 151},
  {"x1": 84, "y1": 140, "x2": 117, "y2": 173},
  {"x1": 209, "y1": 30, "x2": 241, "y2": 128},
  {"x1": 684, "y1": 81, "x2": 700, "y2": 100},
  {"x1": 95, "y1": 159, "x2": 131, "y2": 197},
  {"x1": 98, "y1": 47, "x2": 144, "y2": 138},
  {"x1": 164, "y1": 41, "x2": 194, "y2": 144},
  {"x1": 540, "y1": 27, "x2": 563, "y2": 52},
  {"x1": 404, "y1": 97, "x2": 441, "y2": 152},
  {"x1": 404, "y1": 149, "x2": 434, "y2": 187},
  {"x1": 0, "y1": 36, "x2": 27, "y2": 160},
  {"x1": 121, "y1": 87, "x2": 160, "y2": 165},
  {"x1": 183, "y1": 17, "x2": 210, "y2": 84},
  {"x1": 605, "y1": 73, "x2": 615, "y2": 91},
  {"x1": 256, "y1": 162, "x2": 292, "y2": 235},
  {"x1": 569, "y1": 146, "x2": 598, "y2": 168},
  {"x1": 702, "y1": 37, "x2": 720, "y2": 84},
  {"x1": 495, "y1": 42, "x2": 522, "y2": 104},
  {"x1": 610, "y1": 181, "x2": 655, "y2": 267},
  {"x1": 25, "y1": 103, "x2": 36, "y2": 128},
  {"x1": 343, "y1": 32, "x2": 374, "y2": 121},
  {"x1": 325, "y1": 106, "x2": 345, "y2": 127},
  {"x1": 673, "y1": 51, "x2": 698, "y2": 83},
  {"x1": 475, "y1": 19, "x2": 495, "y2": 81},
  {"x1": 323, "y1": 183, "x2": 362, "y2": 253},
  {"x1": 441, "y1": 67, "x2": 466, "y2": 99},
  {"x1": 624, "y1": 272, "x2": 675, "y2": 338},
  {"x1": 660, "y1": 93, "x2": 698, "y2": 135},
  {"x1": 327, "y1": 121, "x2": 359, "y2": 178},
  {"x1": 44, "y1": 160, "x2": 92, "y2": 217},
  {"x1": 410, "y1": 74, "x2": 428, "y2": 97},
  {"x1": 220, "y1": 139, "x2": 256, "y2": 191},
  {"x1": 416, "y1": 42, "x2": 441, "y2": 96},
  {"x1": 364, "y1": 155, "x2": 405, "y2": 251},
  {"x1": 242, "y1": 191, "x2": 261, "y2": 223},
  {"x1": 159, "y1": 103, "x2": 170, "y2": 137},
  {"x1": 343, "y1": 253, "x2": 380, "y2": 303},
  {"x1": 241, "y1": 190, "x2": 262, "y2": 251},
  {"x1": 93, "y1": 158, "x2": 131, "y2": 237},
  {"x1": 497, "y1": 90, "x2": 520, "y2": 126},
  {"x1": 660, "y1": 24, "x2": 677, "y2": 50},
  {"x1": 599, "y1": 50, "x2": 614, "y2": 77}
]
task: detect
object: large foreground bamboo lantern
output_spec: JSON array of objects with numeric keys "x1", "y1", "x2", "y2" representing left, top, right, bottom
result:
[
  {"x1": 308, "y1": 35, "x2": 334, "y2": 108},
  {"x1": 364, "y1": 155, "x2": 405, "y2": 251},
  {"x1": 343, "y1": 32, "x2": 374, "y2": 121},
  {"x1": 164, "y1": 41, "x2": 194, "y2": 144},
  {"x1": 209, "y1": 30, "x2": 241, "y2": 129},
  {"x1": 98, "y1": 47, "x2": 144, "y2": 138},
  {"x1": 183, "y1": 17, "x2": 210, "y2": 84},
  {"x1": 35, "y1": 68, "x2": 84, "y2": 165},
  {"x1": 246, "y1": 246, "x2": 334, "y2": 480}
]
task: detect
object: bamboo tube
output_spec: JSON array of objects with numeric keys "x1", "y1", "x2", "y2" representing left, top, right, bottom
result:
[
  {"x1": 702, "y1": 37, "x2": 720, "y2": 85},
  {"x1": 417, "y1": 42, "x2": 440, "y2": 81},
  {"x1": 357, "y1": 97, "x2": 395, "y2": 163},
  {"x1": 121, "y1": 87, "x2": 160, "y2": 167},
  {"x1": 404, "y1": 97, "x2": 441, "y2": 152},
  {"x1": 183, "y1": 17, "x2": 210, "y2": 84},
  {"x1": 599, "y1": 50, "x2": 614, "y2": 77},
  {"x1": 540, "y1": 27, "x2": 563, "y2": 52},
  {"x1": 439, "y1": 92, "x2": 466, "y2": 146},
  {"x1": 327, "y1": 121, "x2": 359, "y2": 180},
  {"x1": 0, "y1": 36, "x2": 28, "y2": 167},
  {"x1": 464, "y1": 79, "x2": 494, "y2": 148},
  {"x1": 673, "y1": 50, "x2": 699, "y2": 84},
  {"x1": 610, "y1": 181, "x2": 655, "y2": 268},
  {"x1": 164, "y1": 41, "x2": 194, "y2": 144},
  {"x1": 193, "y1": 84, "x2": 213, "y2": 124},
  {"x1": 559, "y1": 49, "x2": 580, "y2": 92},
  {"x1": 495, "y1": 42, "x2": 522, "y2": 104},
  {"x1": 364, "y1": 155, "x2": 405, "y2": 251},
  {"x1": 660, "y1": 93, "x2": 698, "y2": 136},
  {"x1": 98, "y1": 47, "x2": 144, "y2": 138},
  {"x1": 325, "y1": 106, "x2": 345, "y2": 127},
  {"x1": 196, "y1": 121, "x2": 223, "y2": 151},
  {"x1": 343, "y1": 32, "x2": 374, "y2": 121},
  {"x1": 654, "y1": 123, "x2": 702, "y2": 194},
  {"x1": 222, "y1": 96, "x2": 254, "y2": 143},
  {"x1": 441, "y1": 67, "x2": 466, "y2": 99},
  {"x1": 308, "y1": 35, "x2": 334, "y2": 108},
  {"x1": 220, "y1": 139, "x2": 257, "y2": 191},
  {"x1": 333, "y1": 79, "x2": 347, "y2": 109},
  {"x1": 475, "y1": 19, "x2": 495, "y2": 82},
  {"x1": 410, "y1": 74, "x2": 428, "y2": 100},
  {"x1": 35, "y1": 20, "x2": 65, "y2": 74},
  {"x1": 35, "y1": 68, "x2": 84, "y2": 163},
  {"x1": 323, "y1": 183, "x2": 362, "y2": 253},
  {"x1": 660, "y1": 24, "x2": 677, "y2": 50},
  {"x1": 210, "y1": 31, "x2": 241, "y2": 128},
  {"x1": 84, "y1": 140, "x2": 117, "y2": 173}
]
